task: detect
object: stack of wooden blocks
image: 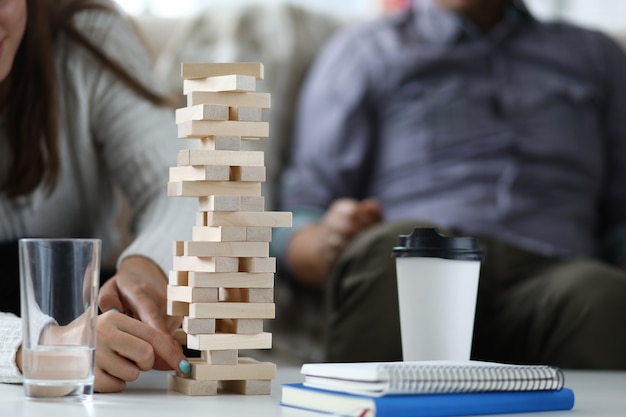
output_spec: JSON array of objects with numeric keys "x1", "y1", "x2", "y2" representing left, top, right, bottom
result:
[{"x1": 166, "y1": 62, "x2": 292, "y2": 396}]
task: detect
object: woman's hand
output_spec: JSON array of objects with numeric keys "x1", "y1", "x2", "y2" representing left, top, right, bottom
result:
[
  {"x1": 94, "y1": 310, "x2": 187, "y2": 392},
  {"x1": 15, "y1": 307, "x2": 188, "y2": 394},
  {"x1": 96, "y1": 256, "x2": 187, "y2": 391},
  {"x1": 98, "y1": 256, "x2": 182, "y2": 337}
]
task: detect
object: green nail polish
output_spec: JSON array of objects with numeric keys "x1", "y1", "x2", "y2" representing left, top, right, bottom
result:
[
  {"x1": 179, "y1": 359, "x2": 191, "y2": 374},
  {"x1": 109, "y1": 308, "x2": 120, "y2": 313}
]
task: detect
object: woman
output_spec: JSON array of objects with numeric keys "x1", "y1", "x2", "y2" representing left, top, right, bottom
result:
[{"x1": 0, "y1": 0, "x2": 193, "y2": 392}]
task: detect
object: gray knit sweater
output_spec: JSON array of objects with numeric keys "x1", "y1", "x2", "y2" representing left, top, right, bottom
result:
[{"x1": 0, "y1": 6, "x2": 195, "y2": 381}]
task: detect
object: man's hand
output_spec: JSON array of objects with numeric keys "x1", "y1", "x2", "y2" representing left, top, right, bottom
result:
[{"x1": 287, "y1": 198, "x2": 383, "y2": 288}]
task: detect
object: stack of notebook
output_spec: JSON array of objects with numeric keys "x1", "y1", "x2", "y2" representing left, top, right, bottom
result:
[{"x1": 280, "y1": 360, "x2": 575, "y2": 417}]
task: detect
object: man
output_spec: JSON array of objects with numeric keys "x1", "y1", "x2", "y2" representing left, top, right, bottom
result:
[{"x1": 277, "y1": 0, "x2": 626, "y2": 368}]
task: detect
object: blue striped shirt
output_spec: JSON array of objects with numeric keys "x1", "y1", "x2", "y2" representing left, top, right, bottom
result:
[{"x1": 279, "y1": 0, "x2": 626, "y2": 262}]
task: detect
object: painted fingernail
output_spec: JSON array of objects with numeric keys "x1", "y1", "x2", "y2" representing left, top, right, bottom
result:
[
  {"x1": 179, "y1": 359, "x2": 191, "y2": 374},
  {"x1": 109, "y1": 308, "x2": 120, "y2": 313}
]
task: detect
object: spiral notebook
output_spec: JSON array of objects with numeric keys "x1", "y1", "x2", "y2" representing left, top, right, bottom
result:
[{"x1": 301, "y1": 360, "x2": 565, "y2": 397}]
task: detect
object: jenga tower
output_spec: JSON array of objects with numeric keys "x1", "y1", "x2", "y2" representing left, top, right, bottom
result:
[{"x1": 166, "y1": 62, "x2": 292, "y2": 396}]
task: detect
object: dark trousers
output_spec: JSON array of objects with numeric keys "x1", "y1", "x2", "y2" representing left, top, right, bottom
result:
[{"x1": 325, "y1": 220, "x2": 626, "y2": 369}]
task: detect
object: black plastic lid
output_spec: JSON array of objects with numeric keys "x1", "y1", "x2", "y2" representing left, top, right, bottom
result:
[{"x1": 392, "y1": 227, "x2": 483, "y2": 261}]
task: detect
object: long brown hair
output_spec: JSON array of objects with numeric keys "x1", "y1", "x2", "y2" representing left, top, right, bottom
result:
[{"x1": 1, "y1": 0, "x2": 170, "y2": 197}]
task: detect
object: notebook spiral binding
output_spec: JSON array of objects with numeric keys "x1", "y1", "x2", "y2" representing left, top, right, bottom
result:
[{"x1": 381, "y1": 363, "x2": 565, "y2": 393}]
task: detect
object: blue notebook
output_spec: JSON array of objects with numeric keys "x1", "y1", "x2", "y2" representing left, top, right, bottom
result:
[{"x1": 281, "y1": 383, "x2": 575, "y2": 417}]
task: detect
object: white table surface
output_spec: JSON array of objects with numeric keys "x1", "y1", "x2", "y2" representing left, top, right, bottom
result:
[{"x1": 0, "y1": 367, "x2": 625, "y2": 417}]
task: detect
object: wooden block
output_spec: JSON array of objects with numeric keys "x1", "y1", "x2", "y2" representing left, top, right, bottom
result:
[
  {"x1": 200, "y1": 135, "x2": 241, "y2": 151},
  {"x1": 198, "y1": 196, "x2": 240, "y2": 212},
  {"x1": 178, "y1": 120, "x2": 268, "y2": 139},
  {"x1": 173, "y1": 256, "x2": 239, "y2": 273},
  {"x1": 248, "y1": 288, "x2": 274, "y2": 303},
  {"x1": 181, "y1": 62, "x2": 264, "y2": 80},
  {"x1": 237, "y1": 107, "x2": 263, "y2": 122},
  {"x1": 168, "y1": 285, "x2": 219, "y2": 303},
  {"x1": 189, "y1": 357, "x2": 276, "y2": 381},
  {"x1": 216, "y1": 318, "x2": 264, "y2": 334},
  {"x1": 201, "y1": 349, "x2": 238, "y2": 365},
  {"x1": 169, "y1": 165, "x2": 230, "y2": 182},
  {"x1": 173, "y1": 328, "x2": 188, "y2": 346},
  {"x1": 187, "y1": 332, "x2": 272, "y2": 350},
  {"x1": 188, "y1": 302, "x2": 275, "y2": 319},
  {"x1": 168, "y1": 270, "x2": 188, "y2": 286},
  {"x1": 239, "y1": 196, "x2": 265, "y2": 212},
  {"x1": 187, "y1": 91, "x2": 270, "y2": 109},
  {"x1": 183, "y1": 75, "x2": 256, "y2": 94},
  {"x1": 198, "y1": 196, "x2": 265, "y2": 213},
  {"x1": 175, "y1": 104, "x2": 228, "y2": 123},
  {"x1": 186, "y1": 272, "x2": 274, "y2": 288},
  {"x1": 168, "y1": 181, "x2": 262, "y2": 197},
  {"x1": 245, "y1": 227, "x2": 272, "y2": 242},
  {"x1": 229, "y1": 106, "x2": 262, "y2": 122},
  {"x1": 196, "y1": 211, "x2": 206, "y2": 226},
  {"x1": 167, "y1": 300, "x2": 189, "y2": 316},
  {"x1": 168, "y1": 373, "x2": 217, "y2": 396},
  {"x1": 177, "y1": 149, "x2": 264, "y2": 167},
  {"x1": 205, "y1": 211, "x2": 292, "y2": 227},
  {"x1": 183, "y1": 317, "x2": 216, "y2": 335},
  {"x1": 239, "y1": 257, "x2": 276, "y2": 273},
  {"x1": 219, "y1": 288, "x2": 246, "y2": 302},
  {"x1": 173, "y1": 240, "x2": 185, "y2": 256},
  {"x1": 192, "y1": 226, "x2": 246, "y2": 242},
  {"x1": 221, "y1": 379, "x2": 272, "y2": 395},
  {"x1": 184, "y1": 241, "x2": 269, "y2": 258},
  {"x1": 219, "y1": 288, "x2": 273, "y2": 303},
  {"x1": 230, "y1": 166, "x2": 266, "y2": 182},
  {"x1": 235, "y1": 319, "x2": 264, "y2": 334}
]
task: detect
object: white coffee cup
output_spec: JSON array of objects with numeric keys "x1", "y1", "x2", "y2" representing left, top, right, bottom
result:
[{"x1": 392, "y1": 228, "x2": 483, "y2": 361}]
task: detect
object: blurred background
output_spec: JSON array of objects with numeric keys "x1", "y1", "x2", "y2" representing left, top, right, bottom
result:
[
  {"x1": 113, "y1": 0, "x2": 626, "y2": 32},
  {"x1": 109, "y1": 0, "x2": 626, "y2": 365}
]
